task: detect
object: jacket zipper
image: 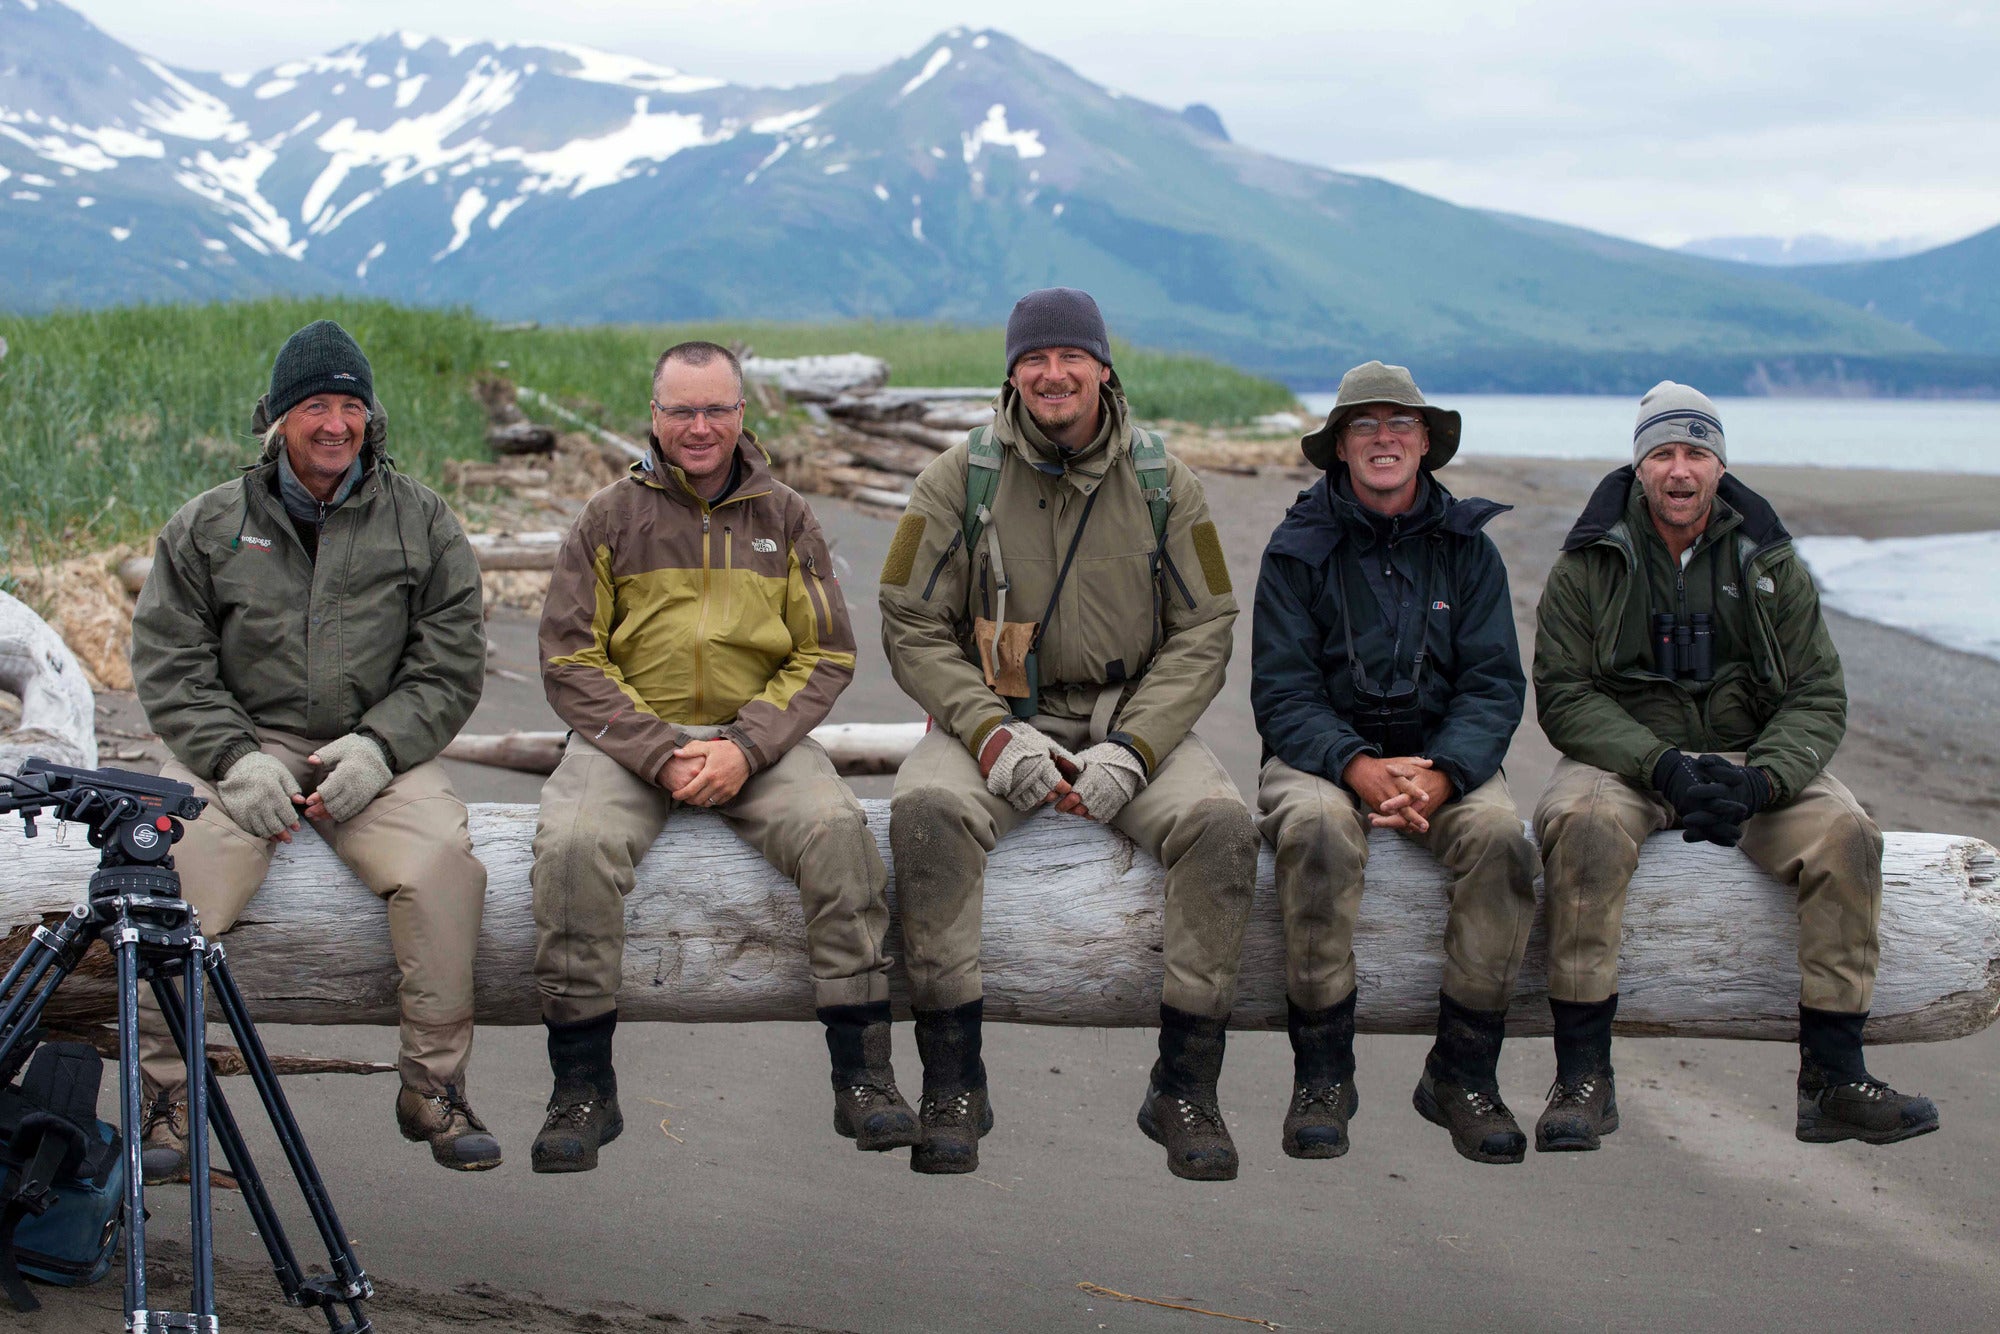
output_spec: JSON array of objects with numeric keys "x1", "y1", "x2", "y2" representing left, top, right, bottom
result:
[
  {"x1": 923, "y1": 529, "x2": 964, "y2": 600},
  {"x1": 693, "y1": 511, "x2": 711, "y2": 718},
  {"x1": 802, "y1": 553, "x2": 832, "y2": 639}
]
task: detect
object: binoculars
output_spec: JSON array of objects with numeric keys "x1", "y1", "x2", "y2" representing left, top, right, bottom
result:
[
  {"x1": 1652, "y1": 611, "x2": 1715, "y2": 683},
  {"x1": 1351, "y1": 679, "x2": 1429, "y2": 757}
]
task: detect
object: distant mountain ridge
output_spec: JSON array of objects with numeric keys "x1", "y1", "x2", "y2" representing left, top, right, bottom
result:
[
  {"x1": 2, "y1": 0, "x2": 1993, "y2": 391},
  {"x1": 1676, "y1": 235, "x2": 1937, "y2": 266}
]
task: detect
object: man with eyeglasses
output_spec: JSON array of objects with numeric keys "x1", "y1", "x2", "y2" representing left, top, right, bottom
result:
[
  {"x1": 1531, "y1": 381, "x2": 1937, "y2": 1153},
  {"x1": 528, "y1": 340, "x2": 909, "y2": 1172},
  {"x1": 1251, "y1": 360, "x2": 1537, "y2": 1165},
  {"x1": 879, "y1": 288, "x2": 1256, "y2": 1181},
  {"x1": 130, "y1": 319, "x2": 494, "y2": 1177}
]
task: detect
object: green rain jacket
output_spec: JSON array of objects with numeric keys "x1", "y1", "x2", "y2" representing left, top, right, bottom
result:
[
  {"x1": 1533, "y1": 465, "x2": 1846, "y2": 804},
  {"x1": 130, "y1": 417, "x2": 485, "y2": 780}
]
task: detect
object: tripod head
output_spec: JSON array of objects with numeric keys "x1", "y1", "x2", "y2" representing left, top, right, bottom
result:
[{"x1": 0, "y1": 758, "x2": 203, "y2": 873}]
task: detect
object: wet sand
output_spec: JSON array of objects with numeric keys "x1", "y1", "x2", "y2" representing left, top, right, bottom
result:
[{"x1": 28, "y1": 456, "x2": 2000, "y2": 1332}]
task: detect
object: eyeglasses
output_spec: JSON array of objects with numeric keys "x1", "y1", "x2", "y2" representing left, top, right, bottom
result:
[
  {"x1": 1345, "y1": 414, "x2": 1425, "y2": 439},
  {"x1": 297, "y1": 399, "x2": 373, "y2": 422},
  {"x1": 651, "y1": 400, "x2": 745, "y2": 424}
]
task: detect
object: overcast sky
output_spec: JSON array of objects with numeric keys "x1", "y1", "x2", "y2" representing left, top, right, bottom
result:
[{"x1": 64, "y1": 0, "x2": 2000, "y2": 249}]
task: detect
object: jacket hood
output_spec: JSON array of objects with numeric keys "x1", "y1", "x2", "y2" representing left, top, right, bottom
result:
[
  {"x1": 1265, "y1": 470, "x2": 1510, "y2": 566},
  {"x1": 1562, "y1": 465, "x2": 1790, "y2": 553},
  {"x1": 250, "y1": 391, "x2": 389, "y2": 466},
  {"x1": 633, "y1": 427, "x2": 774, "y2": 504}
]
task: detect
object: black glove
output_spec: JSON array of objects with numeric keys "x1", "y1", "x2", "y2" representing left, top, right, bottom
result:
[
  {"x1": 1651, "y1": 749, "x2": 1747, "y2": 846},
  {"x1": 1691, "y1": 755, "x2": 1773, "y2": 843}
]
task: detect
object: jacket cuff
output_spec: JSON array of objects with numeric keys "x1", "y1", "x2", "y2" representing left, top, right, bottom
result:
[
  {"x1": 719, "y1": 726, "x2": 766, "y2": 775},
  {"x1": 1322, "y1": 735, "x2": 1377, "y2": 787},
  {"x1": 967, "y1": 714, "x2": 1011, "y2": 757},
  {"x1": 1104, "y1": 730, "x2": 1155, "y2": 777},
  {"x1": 1426, "y1": 753, "x2": 1475, "y2": 801},
  {"x1": 211, "y1": 737, "x2": 260, "y2": 782},
  {"x1": 354, "y1": 726, "x2": 400, "y2": 773}
]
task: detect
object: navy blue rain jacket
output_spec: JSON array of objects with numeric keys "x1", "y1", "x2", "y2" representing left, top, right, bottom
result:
[{"x1": 1251, "y1": 469, "x2": 1525, "y2": 798}]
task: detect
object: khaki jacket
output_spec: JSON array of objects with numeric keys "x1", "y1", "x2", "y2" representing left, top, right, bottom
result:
[
  {"x1": 131, "y1": 434, "x2": 485, "y2": 780},
  {"x1": 878, "y1": 386, "x2": 1236, "y2": 774},
  {"x1": 539, "y1": 434, "x2": 856, "y2": 781}
]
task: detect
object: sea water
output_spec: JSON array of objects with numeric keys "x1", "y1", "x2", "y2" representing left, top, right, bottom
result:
[{"x1": 1293, "y1": 393, "x2": 2000, "y2": 663}]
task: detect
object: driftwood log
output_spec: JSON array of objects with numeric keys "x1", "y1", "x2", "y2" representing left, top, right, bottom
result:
[
  {"x1": 0, "y1": 589, "x2": 98, "y2": 772},
  {"x1": 2, "y1": 802, "x2": 1993, "y2": 1043},
  {"x1": 443, "y1": 722, "x2": 926, "y2": 777},
  {"x1": 742, "y1": 354, "x2": 889, "y2": 401}
]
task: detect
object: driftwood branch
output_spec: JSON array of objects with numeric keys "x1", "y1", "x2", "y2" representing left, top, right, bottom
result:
[
  {"x1": 2, "y1": 802, "x2": 1992, "y2": 1044},
  {"x1": 442, "y1": 722, "x2": 926, "y2": 777},
  {"x1": 0, "y1": 589, "x2": 98, "y2": 772}
]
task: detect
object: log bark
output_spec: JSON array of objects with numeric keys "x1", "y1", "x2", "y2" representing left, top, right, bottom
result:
[
  {"x1": 486, "y1": 422, "x2": 558, "y2": 455},
  {"x1": 514, "y1": 387, "x2": 647, "y2": 463},
  {"x1": 837, "y1": 434, "x2": 944, "y2": 478},
  {"x1": 846, "y1": 419, "x2": 963, "y2": 452},
  {"x1": 742, "y1": 355, "x2": 889, "y2": 401},
  {"x1": 0, "y1": 589, "x2": 98, "y2": 772},
  {"x1": 2, "y1": 804, "x2": 1992, "y2": 1043},
  {"x1": 442, "y1": 722, "x2": 925, "y2": 777}
]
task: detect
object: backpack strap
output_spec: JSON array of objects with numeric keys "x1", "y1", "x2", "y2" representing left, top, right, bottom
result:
[
  {"x1": 0, "y1": 1044, "x2": 103, "y2": 1313},
  {"x1": 1131, "y1": 428, "x2": 1172, "y2": 550},
  {"x1": 962, "y1": 425, "x2": 1003, "y2": 551}
]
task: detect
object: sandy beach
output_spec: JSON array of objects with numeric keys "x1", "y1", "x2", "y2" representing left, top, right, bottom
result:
[{"x1": 24, "y1": 454, "x2": 2000, "y2": 1333}]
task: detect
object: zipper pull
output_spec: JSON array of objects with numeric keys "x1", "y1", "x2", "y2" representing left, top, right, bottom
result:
[{"x1": 702, "y1": 513, "x2": 711, "y2": 534}]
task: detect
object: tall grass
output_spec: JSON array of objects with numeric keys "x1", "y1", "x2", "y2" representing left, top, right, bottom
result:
[{"x1": 0, "y1": 301, "x2": 1297, "y2": 563}]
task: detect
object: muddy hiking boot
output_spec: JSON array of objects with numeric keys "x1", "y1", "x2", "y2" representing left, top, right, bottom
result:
[
  {"x1": 140, "y1": 1089, "x2": 190, "y2": 1186},
  {"x1": 1138, "y1": 1004, "x2": 1239, "y2": 1181},
  {"x1": 1283, "y1": 991, "x2": 1359, "y2": 1160},
  {"x1": 910, "y1": 999, "x2": 992, "y2": 1174},
  {"x1": 532, "y1": 1010, "x2": 624, "y2": 1174},
  {"x1": 1537, "y1": 994, "x2": 1620, "y2": 1153},
  {"x1": 822, "y1": 1001, "x2": 921, "y2": 1151},
  {"x1": 1795, "y1": 1006, "x2": 1939, "y2": 1146},
  {"x1": 396, "y1": 1083, "x2": 503, "y2": 1171},
  {"x1": 1412, "y1": 991, "x2": 1526, "y2": 1165}
]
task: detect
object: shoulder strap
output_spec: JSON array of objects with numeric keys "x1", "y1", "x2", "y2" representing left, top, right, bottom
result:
[
  {"x1": 1131, "y1": 428, "x2": 1171, "y2": 548},
  {"x1": 962, "y1": 425, "x2": 1003, "y2": 550}
]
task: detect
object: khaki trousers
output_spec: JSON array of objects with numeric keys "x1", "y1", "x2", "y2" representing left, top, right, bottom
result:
[
  {"x1": 889, "y1": 721, "x2": 1258, "y2": 1019},
  {"x1": 1256, "y1": 759, "x2": 1538, "y2": 1012},
  {"x1": 531, "y1": 731, "x2": 890, "y2": 1022},
  {"x1": 1533, "y1": 754, "x2": 1883, "y2": 1011},
  {"x1": 140, "y1": 730, "x2": 487, "y2": 1096}
]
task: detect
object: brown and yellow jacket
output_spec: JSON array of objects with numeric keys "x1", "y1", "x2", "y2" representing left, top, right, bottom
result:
[{"x1": 539, "y1": 433, "x2": 855, "y2": 781}]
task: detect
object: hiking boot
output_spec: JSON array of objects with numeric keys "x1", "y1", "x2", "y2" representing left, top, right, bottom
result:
[
  {"x1": 910, "y1": 1000, "x2": 992, "y2": 1174},
  {"x1": 140, "y1": 1090, "x2": 190, "y2": 1185},
  {"x1": 1413, "y1": 991, "x2": 1525, "y2": 1165},
  {"x1": 1136, "y1": 1004, "x2": 1239, "y2": 1181},
  {"x1": 532, "y1": 1010, "x2": 623, "y2": 1174},
  {"x1": 1539, "y1": 994, "x2": 1619, "y2": 1153},
  {"x1": 396, "y1": 1084, "x2": 503, "y2": 1171},
  {"x1": 1282, "y1": 992, "x2": 1359, "y2": 1160},
  {"x1": 823, "y1": 1002, "x2": 921, "y2": 1152},
  {"x1": 1536, "y1": 1073, "x2": 1619, "y2": 1152},
  {"x1": 1796, "y1": 1007, "x2": 1937, "y2": 1145}
]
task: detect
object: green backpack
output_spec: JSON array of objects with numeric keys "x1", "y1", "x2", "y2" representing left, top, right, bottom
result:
[{"x1": 960, "y1": 424, "x2": 1171, "y2": 552}]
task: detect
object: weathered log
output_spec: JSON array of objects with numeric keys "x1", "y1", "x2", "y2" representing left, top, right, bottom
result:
[
  {"x1": 922, "y1": 405, "x2": 995, "y2": 432},
  {"x1": 742, "y1": 354, "x2": 889, "y2": 402},
  {"x1": 821, "y1": 464, "x2": 915, "y2": 497},
  {"x1": 445, "y1": 461, "x2": 552, "y2": 489},
  {"x1": 1, "y1": 803, "x2": 1992, "y2": 1043},
  {"x1": 846, "y1": 419, "x2": 963, "y2": 452},
  {"x1": 824, "y1": 387, "x2": 992, "y2": 420},
  {"x1": 837, "y1": 434, "x2": 944, "y2": 478},
  {"x1": 0, "y1": 589, "x2": 98, "y2": 772},
  {"x1": 850, "y1": 487, "x2": 913, "y2": 512},
  {"x1": 514, "y1": 387, "x2": 647, "y2": 463},
  {"x1": 486, "y1": 421, "x2": 558, "y2": 455},
  {"x1": 442, "y1": 721, "x2": 925, "y2": 777}
]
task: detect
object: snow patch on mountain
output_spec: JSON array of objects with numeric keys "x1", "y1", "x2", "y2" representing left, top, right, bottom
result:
[
  {"x1": 961, "y1": 104, "x2": 1043, "y2": 163},
  {"x1": 752, "y1": 105, "x2": 821, "y2": 135},
  {"x1": 437, "y1": 186, "x2": 487, "y2": 258},
  {"x1": 394, "y1": 75, "x2": 426, "y2": 108},
  {"x1": 537, "y1": 42, "x2": 724, "y2": 94},
  {"x1": 515, "y1": 99, "x2": 716, "y2": 195},
  {"x1": 899, "y1": 47, "x2": 951, "y2": 100},
  {"x1": 174, "y1": 142, "x2": 304, "y2": 257},
  {"x1": 135, "y1": 59, "x2": 249, "y2": 142}
]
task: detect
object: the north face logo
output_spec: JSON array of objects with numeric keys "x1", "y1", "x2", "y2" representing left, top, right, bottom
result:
[{"x1": 752, "y1": 538, "x2": 777, "y2": 553}]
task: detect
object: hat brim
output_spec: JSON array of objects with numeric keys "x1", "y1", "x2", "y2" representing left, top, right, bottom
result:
[{"x1": 1301, "y1": 404, "x2": 1461, "y2": 471}]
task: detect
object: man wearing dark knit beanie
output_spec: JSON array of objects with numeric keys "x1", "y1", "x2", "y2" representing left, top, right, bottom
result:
[
  {"x1": 1529, "y1": 380, "x2": 1936, "y2": 1154},
  {"x1": 880, "y1": 287, "x2": 1258, "y2": 1181},
  {"x1": 130, "y1": 320, "x2": 497, "y2": 1175}
]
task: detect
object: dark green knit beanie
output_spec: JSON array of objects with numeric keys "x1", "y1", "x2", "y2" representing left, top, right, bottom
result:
[{"x1": 268, "y1": 320, "x2": 374, "y2": 420}]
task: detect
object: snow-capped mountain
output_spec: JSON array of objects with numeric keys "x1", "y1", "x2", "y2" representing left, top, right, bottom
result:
[{"x1": 0, "y1": 0, "x2": 1960, "y2": 382}]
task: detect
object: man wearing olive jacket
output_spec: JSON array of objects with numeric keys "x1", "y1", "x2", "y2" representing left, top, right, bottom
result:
[
  {"x1": 1532, "y1": 381, "x2": 1937, "y2": 1152},
  {"x1": 130, "y1": 319, "x2": 493, "y2": 1178}
]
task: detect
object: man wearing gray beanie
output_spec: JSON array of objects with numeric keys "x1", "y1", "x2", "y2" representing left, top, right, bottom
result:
[
  {"x1": 879, "y1": 287, "x2": 1257, "y2": 1181},
  {"x1": 1529, "y1": 381, "x2": 1936, "y2": 1155}
]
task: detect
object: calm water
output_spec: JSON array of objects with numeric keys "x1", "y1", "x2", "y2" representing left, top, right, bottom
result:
[{"x1": 1295, "y1": 394, "x2": 2000, "y2": 475}]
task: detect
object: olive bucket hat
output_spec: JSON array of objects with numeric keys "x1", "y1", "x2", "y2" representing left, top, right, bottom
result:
[{"x1": 1299, "y1": 360, "x2": 1461, "y2": 471}]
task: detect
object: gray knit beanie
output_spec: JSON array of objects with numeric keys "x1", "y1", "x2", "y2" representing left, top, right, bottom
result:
[
  {"x1": 268, "y1": 320, "x2": 374, "y2": 421},
  {"x1": 1005, "y1": 287, "x2": 1112, "y2": 374},
  {"x1": 1633, "y1": 380, "x2": 1726, "y2": 465}
]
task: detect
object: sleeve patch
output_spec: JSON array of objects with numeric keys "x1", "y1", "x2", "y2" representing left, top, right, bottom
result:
[
  {"x1": 881, "y1": 513, "x2": 927, "y2": 587},
  {"x1": 1191, "y1": 520, "x2": 1231, "y2": 596}
]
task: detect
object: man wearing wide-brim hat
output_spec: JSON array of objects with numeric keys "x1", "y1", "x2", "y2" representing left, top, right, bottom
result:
[{"x1": 1252, "y1": 360, "x2": 1538, "y2": 1165}]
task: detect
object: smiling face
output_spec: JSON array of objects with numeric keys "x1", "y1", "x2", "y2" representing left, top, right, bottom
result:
[
  {"x1": 1009, "y1": 345, "x2": 1111, "y2": 449},
  {"x1": 651, "y1": 355, "x2": 745, "y2": 496},
  {"x1": 1333, "y1": 401, "x2": 1431, "y2": 515},
  {"x1": 1637, "y1": 441, "x2": 1725, "y2": 541},
  {"x1": 280, "y1": 393, "x2": 370, "y2": 502}
]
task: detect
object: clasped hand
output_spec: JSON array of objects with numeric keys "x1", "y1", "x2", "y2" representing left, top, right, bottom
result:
[
  {"x1": 1342, "y1": 754, "x2": 1452, "y2": 833},
  {"x1": 658, "y1": 738, "x2": 751, "y2": 808}
]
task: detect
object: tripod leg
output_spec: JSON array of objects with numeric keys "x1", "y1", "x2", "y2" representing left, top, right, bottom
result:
[
  {"x1": 182, "y1": 943, "x2": 215, "y2": 1318},
  {"x1": 153, "y1": 971, "x2": 312, "y2": 1305},
  {"x1": 0, "y1": 907, "x2": 92, "y2": 1076},
  {"x1": 206, "y1": 945, "x2": 373, "y2": 1327},
  {"x1": 113, "y1": 929, "x2": 150, "y2": 1322}
]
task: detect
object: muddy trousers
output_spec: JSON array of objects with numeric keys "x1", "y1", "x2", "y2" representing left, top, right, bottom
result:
[
  {"x1": 1533, "y1": 755, "x2": 1883, "y2": 1011},
  {"x1": 1255, "y1": 759, "x2": 1539, "y2": 1012},
  {"x1": 530, "y1": 732, "x2": 891, "y2": 1023},
  {"x1": 139, "y1": 730, "x2": 488, "y2": 1097},
  {"x1": 889, "y1": 722, "x2": 1259, "y2": 1020}
]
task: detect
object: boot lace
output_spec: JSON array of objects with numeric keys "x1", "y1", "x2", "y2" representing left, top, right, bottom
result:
[
  {"x1": 142, "y1": 1093, "x2": 187, "y2": 1142},
  {"x1": 1169, "y1": 1095, "x2": 1228, "y2": 1135},
  {"x1": 1292, "y1": 1083, "x2": 1348, "y2": 1114},
  {"x1": 541, "y1": 1094, "x2": 602, "y2": 1130},
  {"x1": 1545, "y1": 1076, "x2": 1600, "y2": 1108},
  {"x1": 845, "y1": 1076, "x2": 906, "y2": 1109},
  {"x1": 918, "y1": 1090, "x2": 977, "y2": 1126},
  {"x1": 1457, "y1": 1086, "x2": 1507, "y2": 1119}
]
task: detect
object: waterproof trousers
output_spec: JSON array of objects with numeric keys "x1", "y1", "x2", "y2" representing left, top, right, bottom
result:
[
  {"x1": 1533, "y1": 754, "x2": 1883, "y2": 1010},
  {"x1": 139, "y1": 729, "x2": 487, "y2": 1096},
  {"x1": 1255, "y1": 758, "x2": 1539, "y2": 1011},
  {"x1": 889, "y1": 720, "x2": 1258, "y2": 1019},
  {"x1": 531, "y1": 730, "x2": 891, "y2": 1023}
]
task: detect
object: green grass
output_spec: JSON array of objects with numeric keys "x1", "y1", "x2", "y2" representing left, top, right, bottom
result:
[{"x1": 0, "y1": 301, "x2": 1297, "y2": 563}]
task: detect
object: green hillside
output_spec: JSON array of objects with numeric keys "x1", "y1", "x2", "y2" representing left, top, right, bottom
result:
[{"x1": 1779, "y1": 224, "x2": 2000, "y2": 355}]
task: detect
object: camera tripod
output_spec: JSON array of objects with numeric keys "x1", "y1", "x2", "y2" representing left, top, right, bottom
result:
[{"x1": 0, "y1": 758, "x2": 373, "y2": 1333}]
